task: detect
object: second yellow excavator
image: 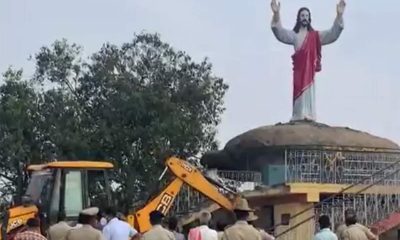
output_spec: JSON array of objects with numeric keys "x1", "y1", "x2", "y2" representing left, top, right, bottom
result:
[{"x1": 1, "y1": 156, "x2": 240, "y2": 239}]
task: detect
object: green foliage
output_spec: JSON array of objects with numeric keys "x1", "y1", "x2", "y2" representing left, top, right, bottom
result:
[{"x1": 0, "y1": 33, "x2": 228, "y2": 211}]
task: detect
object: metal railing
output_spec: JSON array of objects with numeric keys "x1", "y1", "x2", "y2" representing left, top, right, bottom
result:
[
  {"x1": 315, "y1": 193, "x2": 400, "y2": 232},
  {"x1": 275, "y1": 154, "x2": 400, "y2": 239},
  {"x1": 285, "y1": 149, "x2": 400, "y2": 185},
  {"x1": 216, "y1": 170, "x2": 262, "y2": 184},
  {"x1": 172, "y1": 170, "x2": 262, "y2": 216}
]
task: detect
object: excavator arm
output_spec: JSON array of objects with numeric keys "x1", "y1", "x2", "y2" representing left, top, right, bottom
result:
[
  {"x1": 167, "y1": 157, "x2": 237, "y2": 209},
  {"x1": 128, "y1": 157, "x2": 239, "y2": 233},
  {"x1": 128, "y1": 178, "x2": 184, "y2": 232}
]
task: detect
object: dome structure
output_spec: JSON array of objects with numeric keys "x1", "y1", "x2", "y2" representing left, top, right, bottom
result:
[
  {"x1": 226, "y1": 120, "x2": 398, "y2": 149},
  {"x1": 198, "y1": 121, "x2": 400, "y2": 239},
  {"x1": 201, "y1": 120, "x2": 400, "y2": 169}
]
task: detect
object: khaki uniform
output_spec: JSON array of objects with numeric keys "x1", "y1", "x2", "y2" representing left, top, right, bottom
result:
[
  {"x1": 222, "y1": 221, "x2": 262, "y2": 240},
  {"x1": 339, "y1": 224, "x2": 374, "y2": 240},
  {"x1": 47, "y1": 221, "x2": 74, "y2": 240},
  {"x1": 141, "y1": 225, "x2": 175, "y2": 240},
  {"x1": 336, "y1": 223, "x2": 376, "y2": 240},
  {"x1": 259, "y1": 229, "x2": 275, "y2": 240},
  {"x1": 218, "y1": 231, "x2": 224, "y2": 240},
  {"x1": 66, "y1": 224, "x2": 104, "y2": 240}
]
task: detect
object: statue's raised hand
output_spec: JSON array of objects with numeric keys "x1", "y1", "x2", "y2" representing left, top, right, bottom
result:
[
  {"x1": 337, "y1": 0, "x2": 346, "y2": 15},
  {"x1": 271, "y1": 0, "x2": 280, "y2": 14}
]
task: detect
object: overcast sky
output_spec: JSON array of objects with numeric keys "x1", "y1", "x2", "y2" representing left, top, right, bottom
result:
[{"x1": 1, "y1": 0, "x2": 400, "y2": 147}]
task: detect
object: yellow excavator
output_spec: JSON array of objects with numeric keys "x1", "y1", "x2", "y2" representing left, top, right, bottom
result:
[{"x1": 1, "y1": 157, "x2": 240, "y2": 239}]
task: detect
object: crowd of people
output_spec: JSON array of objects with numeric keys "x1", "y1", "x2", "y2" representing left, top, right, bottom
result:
[
  {"x1": 13, "y1": 199, "x2": 378, "y2": 240},
  {"x1": 314, "y1": 209, "x2": 378, "y2": 240}
]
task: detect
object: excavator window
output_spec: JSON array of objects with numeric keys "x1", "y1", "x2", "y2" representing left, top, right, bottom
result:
[
  {"x1": 25, "y1": 170, "x2": 53, "y2": 204},
  {"x1": 60, "y1": 169, "x2": 112, "y2": 219},
  {"x1": 86, "y1": 170, "x2": 111, "y2": 210},
  {"x1": 64, "y1": 170, "x2": 84, "y2": 217}
]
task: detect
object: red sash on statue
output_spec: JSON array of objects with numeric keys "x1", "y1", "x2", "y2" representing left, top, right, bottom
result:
[{"x1": 291, "y1": 31, "x2": 321, "y2": 101}]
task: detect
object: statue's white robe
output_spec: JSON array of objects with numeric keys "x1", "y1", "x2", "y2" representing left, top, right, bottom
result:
[{"x1": 271, "y1": 17, "x2": 344, "y2": 121}]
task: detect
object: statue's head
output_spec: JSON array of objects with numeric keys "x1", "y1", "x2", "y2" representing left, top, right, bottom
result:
[{"x1": 293, "y1": 7, "x2": 314, "y2": 33}]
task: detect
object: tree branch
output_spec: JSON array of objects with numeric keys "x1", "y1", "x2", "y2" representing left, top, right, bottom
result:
[{"x1": 0, "y1": 172, "x2": 15, "y2": 182}]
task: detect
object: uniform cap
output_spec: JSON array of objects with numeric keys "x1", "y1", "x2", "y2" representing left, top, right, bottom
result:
[
  {"x1": 80, "y1": 207, "x2": 99, "y2": 216},
  {"x1": 234, "y1": 198, "x2": 254, "y2": 212},
  {"x1": 247, "y1": 211, "x2": 259, "y2": 222}
]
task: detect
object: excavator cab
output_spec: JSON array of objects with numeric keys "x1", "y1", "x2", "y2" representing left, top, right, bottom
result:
[
  {"x1": 1, "y1": 161, "x2": 114, "y2": 240},
  {"x1": 1, "y1": 157, "x2": 242, "y2": 239}
]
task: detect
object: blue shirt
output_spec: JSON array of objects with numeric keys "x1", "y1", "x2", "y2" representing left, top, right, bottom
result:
[{"x1": 314, "y1": 228, "x2": 338, "y2": 240}]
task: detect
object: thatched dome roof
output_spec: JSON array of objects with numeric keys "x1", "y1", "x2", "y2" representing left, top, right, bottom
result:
[
  {"x1": 201, "y1": 121, "x2": 399, "y2": 169},
  {"x1": 225, "y1": 120, "x2": 399, "y2": 150}
]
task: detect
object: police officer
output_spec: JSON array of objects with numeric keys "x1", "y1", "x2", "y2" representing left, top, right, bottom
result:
[
  {"x1": 65, "y1": 207, "x2": 104, "y2": 240},
  {"x1": 222, "y1": 198, "x2": 262, "y2": 240}
]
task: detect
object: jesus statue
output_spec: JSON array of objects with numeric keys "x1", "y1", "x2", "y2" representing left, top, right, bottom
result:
[{"x1": 270, "y1": 0, "x2": 346, "y2": 121}]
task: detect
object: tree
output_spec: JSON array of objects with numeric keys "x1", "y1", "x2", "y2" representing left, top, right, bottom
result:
[
  {"x1": 0, "y1": 33, "x2": 228, "y2": 212},
  {"x1": 0, "y1": 68, "x2": 40, "y2": 201}
]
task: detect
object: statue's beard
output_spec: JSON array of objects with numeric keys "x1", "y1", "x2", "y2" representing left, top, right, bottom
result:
[{"x1": 301, "y1": 20, "x2": 309, "y2": 27}]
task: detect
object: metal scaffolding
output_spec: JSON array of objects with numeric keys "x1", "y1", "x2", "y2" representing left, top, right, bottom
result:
[
  {"x1": 172, "y1": 148, "x2": 400, "y2": 234},
  {"x1": 285, "y1": 149, "x2": 400, "y2": 185},
  {"x1": 172, "y1": 184, "x2": 205, "y2": 216},
  {"x1": 315, "y1": 193, "x2": 400, "y2": 231},
  {"x1": 216, "y1": 170, "x2": 262, "y2": 184},
  {"x1": 284, "y1": 149, "x2": 400, "y2": 232},
  {"x1": 172, "y1": 170, "x2": 262, "y2": 216}
]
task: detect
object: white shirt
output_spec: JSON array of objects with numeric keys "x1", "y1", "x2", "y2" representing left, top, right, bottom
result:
[
  {"x1": 188, "y1": 225, "x2": 218, "y2": 240},
  {"x1": 314, "y1": 228, "x2": 338, "y2": 240},
  {"x1": 102, "y1": 218, "x2": 138, "y2": 240}
]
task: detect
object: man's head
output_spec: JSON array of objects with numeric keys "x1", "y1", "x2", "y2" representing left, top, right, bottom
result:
[
  {"x1": 26, "y1": 218, "x2": 40, "y2": 232},
  {"x1": 149, "y1": 210, "x2": 165, "y2": 226},
  {"x1": 246, "y1": 211, "x2": 259, "y2": 226},
  {"x1": 234, "y1": 210, "x2": 250, "y2": 221},
  {"x1": 116, "y1": 212, "x2": 127, "y2": 221},
  {"x1": 345, "y1": 215, "x2": 357, "y2": 226},
  {"x1": 104, "y1": 207, "x2": 117, "y2": 221},
  {"x1": 78, "y1": 207, "x2": 99, "y2": 227},
  {"x1": 233, "y1": 198, "x2": 254, "y2": 222},
  {"x1": 293, "y1": 7, "x2": 314, "y2": 33},
  {"x1": 344, "y1": 209, "x2": 358, "y2": 226},
  {"x1": 318, "y1": 215, "x2": 331, "y2": 229},
  {"x1": 344, "y1": 209, "x2": 356, "y2": 218},
  {"x1": 168, "y1": 216, "x2": 178, "y2": 231},
  {"x1": 216, "y1": 221, "x2": 226, "y2": 232},
  {"x1": 58, "y1": 211, "x2": 67, "y2": 222},
  {"x1": 198, "y1": 210, "x2": 212, "y2": 225}
]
